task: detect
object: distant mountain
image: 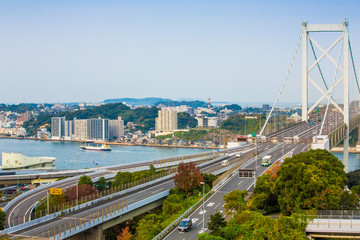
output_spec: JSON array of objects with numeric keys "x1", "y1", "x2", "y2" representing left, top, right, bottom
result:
[
  {"x1": 103, "y1": 97, "x2": 172, "y2": 106},
  {"x1": 156, "y1": 100, "x2": 208, "y2": 108}
]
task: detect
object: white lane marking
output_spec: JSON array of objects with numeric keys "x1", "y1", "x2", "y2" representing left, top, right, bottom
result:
[
  {"x1": 192, "y1": 218, "x2": 199, "y2": 223},
  {"x1": 24, "y1": 201, "x2": 38, "y2": 223},
  {"x1": 238, "y1": 180, "x2": 243, "y2": 186},
  {"x1": 196, "y1": 219, "x2": 203, "y2": 227},
  {"x1": 207, "y1": 202, "x2": 215, "y2": 207},
  {"x1": 199, "y1": 210, "x2": 207, "y2": 215},
  {"x1": 163, "y1": 168, "x2": 238, "y2": 239},
  {"x1": 198, "y1": 228, "x2": 207, "y2": 234},
  {"x1": 214, "y1": 202, "x2": 221, "y2": 209}
]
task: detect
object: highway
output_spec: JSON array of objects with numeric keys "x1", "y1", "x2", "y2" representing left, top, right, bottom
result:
[
  {"x1": 6, "y1": 160, "x2": 190, "y2": 227},
  {"x1": 7, "y1": 143, "x2": 272, "y2": 238},
  {"x1": 163, "y1": 142, "x2": 308, "y2": 240},
  {"x1": 5, "y1": 120, "x2": 324, "y2": 238}
]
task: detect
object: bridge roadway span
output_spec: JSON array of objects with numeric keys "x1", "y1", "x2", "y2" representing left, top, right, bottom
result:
[
  {"x1": 5, "y1": 157, "x2": 218, "y2": 227},
  {"x1": 6, "y1": 121, "x2": 319, "y2": 238}
]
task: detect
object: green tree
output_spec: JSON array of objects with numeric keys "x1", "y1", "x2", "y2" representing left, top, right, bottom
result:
[
  {"x1": 36, "y1": 193, "x2": 66, "y2": 212},
  {"x1": 0, "y1": 211, "x2": 6, "y2": 230},
  {"x1": 135, "y1": 214, "x2": 162, "y2": 240},
  {"x1": 221, "y1": 210, "x2": 308, "y2": 240},
  {"x1": 198, "y1": 233, "x2": 225, "y2": 240},
  {"x1": 275, "y1": 149, "x2": 347, "y2": 215},
  {"x1": 162, "y1": 194, "x2": 183, "y2": 215},
  {"x1": 149, "y1": 165, "x2": 156, "y2": 175},
  {"x1": 248, "y1": 174, "x2": 279, "y2": 214},
  {"x1": 346, "y1": 169, "x2": 360, "y2": 188},
  {"x1": 177, "y1": 112, "x2": 197, "y2": 129},
  {"x1": 173, "y1": 162, "x2": 203, "y2": 195},
  {"x1": 222, "y1": 104, "x2": 242, "y2": 111},
  {"x1": 351, "y1": 184, "x2": 360, "y2": 194},
  {"x1": 78, "y1": 175, "x2": 93, "y2": 187},
  {"x1": 97, "y1": 177, "x2": 107, "y2": 191},
  {"x1": 201, "y1": 173, "x2": 218, "y2": 186},
  {"x1": 223, "y1": 190, "x2": 248, "y2": 215},
  {"x1": 207, "y1": 211, "x2": 226, "y2": 236},
  {"x1": 341, "y1": 190, "x2": 360, "y2": 210},
  {"x1": 112, "y1": 172, "x2": 132, "y2": 187}
]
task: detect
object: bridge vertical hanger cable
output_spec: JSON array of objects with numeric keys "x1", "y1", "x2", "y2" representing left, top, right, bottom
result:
[
  {"x1": 260, "y1": 31, "x2": 302, "y2": 136},
  {"x1": 319, "y1": 39, "x2": 343, "y2": 136}
]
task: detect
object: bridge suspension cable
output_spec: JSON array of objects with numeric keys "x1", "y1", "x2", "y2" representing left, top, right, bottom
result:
[
  {"x1": 349, "y1": 39, "x2": 360, "y2": 94},
  {"x1": 260, "y1": 31, "x2": 302, "y2": 136}
]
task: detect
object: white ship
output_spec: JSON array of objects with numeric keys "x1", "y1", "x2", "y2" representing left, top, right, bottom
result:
[
  {"x1": 1, "y1": 152, "x2": 56, "y2": 170},
  {"x1": 80, "y1": 144, "x2": 112, "y2": 151}
]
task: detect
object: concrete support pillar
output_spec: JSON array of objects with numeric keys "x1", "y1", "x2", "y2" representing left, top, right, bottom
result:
[
  {"x1": 343, "y1": 21, "x2": 349, "y2": 173},
  {"x1": 68, "y1": 224, "x2": 105, "y2": 240},
  {"x1": 302, "y1": 22, "x2": 308, "y2": 122},
  {"x1": 357, "y1": 126, "x2": 360, "y2": 151}
]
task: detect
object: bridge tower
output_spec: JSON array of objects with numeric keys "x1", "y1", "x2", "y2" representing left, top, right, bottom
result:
[{"x1": 301, "y1": 21, "x2": 349, "y2": 172}]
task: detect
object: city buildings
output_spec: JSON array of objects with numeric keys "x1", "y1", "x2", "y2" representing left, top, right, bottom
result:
[
  {"x1": 160, "y1": 105, "x2": 195, "y2": 115},
  {"x1": 196, "y1": 116, "x2": 220, "y2": 128},
  {"x1": 109, "y1": 117, "x2": 125, "y2": 140},
  {"x1": 51, "y1": 117, "x2": 65, "y2": 139},
  {"x1": 51, "y1": 116, "x2": 124, "y2": 141},
  {"x1": 155, "y1": 109, "x2": 178, "y2": 134}
]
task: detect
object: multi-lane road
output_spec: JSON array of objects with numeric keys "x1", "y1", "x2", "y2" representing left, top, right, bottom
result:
[
  {"x1": 164, "y1": 142, "x2": 308, "y2": 240},
  {"x1": 5, "y1": 120, "x2": 322, "y2": 239},
  {"x1": 8, "y1": 144, "x2": 262, "y2": 238}
]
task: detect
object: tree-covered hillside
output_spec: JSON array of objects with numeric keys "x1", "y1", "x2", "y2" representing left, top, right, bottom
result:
[
  {"x1": 157, "y1": 100, "x2": 208, "y2": 108},
  {"x1": 220, "y1": 114, "x2": 264, "y2": 134},
  {"x1": 23, "y1": 103, "x2": 159, "y2": 135},
  {"x1": 0, "y1": 103, "x2": 38, "y2": 113}
]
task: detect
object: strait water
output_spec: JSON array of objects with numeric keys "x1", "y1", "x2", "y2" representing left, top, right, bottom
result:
[
  {"x1": 1, "y1": 139, "x2": 358, "y2": 172},
  {"x1": 0, "y1": 139, "x2": 212, "y2": 170},
  {"x1": 332, "y1": 152, "x2": 360, "y2": 173}
]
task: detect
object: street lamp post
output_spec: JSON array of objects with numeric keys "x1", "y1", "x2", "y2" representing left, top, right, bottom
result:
[
  {"x1": 76, "y1": 152, "x2": 79, "y2": 208},
  {"x1": 201, "y1": 182, "x2": 205, "y2": 231}
]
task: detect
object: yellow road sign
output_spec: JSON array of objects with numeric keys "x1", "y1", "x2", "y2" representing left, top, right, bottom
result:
[
  {"x1": 38, "y1": 178, "x2": 41, "y2": 182},
  {"x1": 0, "y1": 207, "x2": 3, "y2": 211},
  {"x1": 50, "y1": 188, "x2": 62, "y2": 195}
]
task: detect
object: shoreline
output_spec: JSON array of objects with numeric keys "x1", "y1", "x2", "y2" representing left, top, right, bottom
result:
[
  {"x1": 0, "y1": 136, "x2": 218, "y2": 149},
  {"x1": 331, "y1": 147, "x2": 360, "y2": 154}
]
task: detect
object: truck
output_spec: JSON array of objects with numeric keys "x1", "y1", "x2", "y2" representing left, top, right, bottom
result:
[{"x1": 261, "y1": 155, "x2": 272, "y2": 166}]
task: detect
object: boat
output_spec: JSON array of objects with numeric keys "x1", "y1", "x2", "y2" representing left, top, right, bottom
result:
[
  {"x1": 1, "y1": 152, "x2": 56, "y2": 170},
  {"x1": 80, "y1": 144, "x2": 112, "y2": 151}
]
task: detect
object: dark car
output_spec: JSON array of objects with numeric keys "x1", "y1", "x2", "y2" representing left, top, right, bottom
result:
[{"x1": 178, "y1": 218, "x2": 192, "y2": 232}]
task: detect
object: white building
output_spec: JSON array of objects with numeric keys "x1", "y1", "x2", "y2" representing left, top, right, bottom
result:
[
  {"x1": 196, "y1": 116, "x2": 220, "y2": 128},
  {"x1": 155, "y1": 110, "x2": 177, "y2": 133},
  {"x1": 109, "y1": 116, "x2": 125, "y2": 140}
]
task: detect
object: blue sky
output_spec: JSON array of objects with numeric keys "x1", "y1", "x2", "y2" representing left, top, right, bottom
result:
[{"x1": 0, "y1": 0, "x2": 359, "y2": 105}]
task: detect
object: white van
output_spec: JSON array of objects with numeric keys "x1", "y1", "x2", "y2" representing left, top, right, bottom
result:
[{"x1": 222, "y1": 160, "x2": 229, "y2": 166}]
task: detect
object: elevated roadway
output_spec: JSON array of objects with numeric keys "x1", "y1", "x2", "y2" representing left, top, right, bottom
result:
[
  {"x1": 5, "y1": 143, "x2": 274, "y2": 239},
  {"x1": 4, "y1": 121, "x2": 321, "y2": 238}
]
